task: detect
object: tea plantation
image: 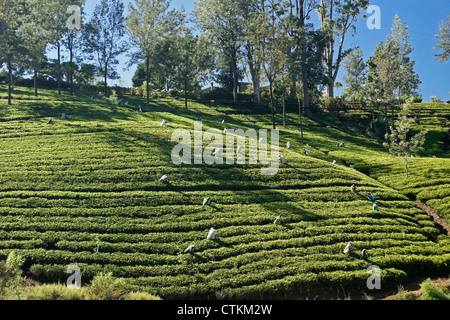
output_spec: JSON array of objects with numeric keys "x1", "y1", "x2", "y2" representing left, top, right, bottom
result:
[{"x1": 0, "y1": 86, "x2": 449, "y2": 299}]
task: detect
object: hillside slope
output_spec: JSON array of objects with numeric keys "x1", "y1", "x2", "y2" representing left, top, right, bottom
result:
[{"x1": 0, "y1": 87, "x2": 449, "y2": 299}]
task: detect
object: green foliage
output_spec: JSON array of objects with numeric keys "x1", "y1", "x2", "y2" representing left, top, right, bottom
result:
[
  {"x1": 83, "y1": 272, "x2": 127, "y2": 300},
  {"x1": 419, "y1": 279, "x2": 449, "y2": 300},
  {"x1": 434, "y1": 15, "x2": 450, "y2": 63},
  {"x1": 0, "y1": 251, "x2": 27, "y2": 299},
  {"x1": 383, "y1": 101, "x2": 428, "y2": 178},
  {"x1": 124, "y1": 291, "x2": 162, "y2": 300},
  {"x1": 0, "y1": 86, "x2": 448, "y2": 299},
  {"x1": 26, "y1": 283, "x2": 83, "y2": 300}
]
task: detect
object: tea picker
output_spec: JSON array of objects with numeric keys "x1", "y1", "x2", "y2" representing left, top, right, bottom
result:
[
  {"x1": 161, "y1": 119, "x2": 167, "y2": 126},
  {"x1": 343, "y1": 242, "x2": 352, "y2": 254},
  {"x1": 207, "y1": 228, "x2": 216, "y2": 240},
  {"x1": 274, "y1": 214, "x2": 282, "y2": 225},
  {"x1": 159, "y1": 175, "x2": 168, "y2": 183},
  {"x1": 203, "y1": 197, "x2": 211, "y2": 206},
  {"x1": 183, "y1": 245, "x2": 195, "y2": 254},
  {"x1": 279, "y1": 155, "x2": 286, "y2": 164},
  {"x1": 360, "y1": 249, "x2": 368, "y2": 260},
  {"x1": 373, "y1": 202, "x2": 379, "y2": 211}
]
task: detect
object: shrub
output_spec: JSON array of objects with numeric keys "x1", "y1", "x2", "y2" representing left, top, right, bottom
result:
[
  {"x1": 83, "y1": 272, "x2": 127, "y2": 300},
  {"x1": 419, "y1": 279, "x2": 449, "y2": 300},
  {"x1": 124, "y1": 291, "x2": 162, "y2": 300},
  {"x1": 26, "y1": 284, "x2": 83, "y2": 300},
  {"x1": 0, "y1": 251, "x2": 27, "y2": 300}
]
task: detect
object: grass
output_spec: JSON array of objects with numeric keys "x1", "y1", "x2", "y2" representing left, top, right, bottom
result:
[{"x1": 0, "y1": 85, "x2": 449, "y2": 299}]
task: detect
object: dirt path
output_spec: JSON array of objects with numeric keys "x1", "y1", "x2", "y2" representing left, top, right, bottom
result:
[{"x1": 414, "y1": 200, "x2": 450, "y2": 236}]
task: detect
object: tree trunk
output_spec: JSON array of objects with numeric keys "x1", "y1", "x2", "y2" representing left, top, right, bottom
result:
[
  {"x1": 104, "y1": 63, "x2": 108, "y2": 96},
  {"x1": 146, "y1": 55, "x2": 150, "y2": 110},
  {"x1": 384, "y1": 105, "x2": 389, "y2": 137},
  {"x1": 327, "y1": 80, "x2": 334, "y2": 98},
  {"x1": 301, "y1": 68, "x2": 309, "y2": 116},
  {"x1": 253, "y1": 78, "x2": 261, "y2": 106},
  {"x1": 231, "y1": 53, "x2": 238, "y2": 104},
  {"x1": 269, "y1": 80, "x2": 276, "y2": 129},
  {"x1": 298, "y1": 92, "x2": 304, "y2": 144},
  {"x1": 282, "y1": 86, "x2": 286, "y2": 128},
  {"x1": 299, "y1": 5, "x2": 310, "y2": 116},
  {"x1": 8, "y1": 61, "x2": 12, "y2": 106},
  {"x1": 246, "y1": 42, "x2": 261, "y2": 106},
  {"x1": 57, "y1": 41, "x2": 62, "y2": 95},
  {"x1": 70, "y1": 46, "x2": 74, "y2": 96},
  {"x1": 184, "y1": 76, "x2": 188, "y2": 111},
  {"x1": 34, "y1": 69, "x2": 38, "y2": 97}
]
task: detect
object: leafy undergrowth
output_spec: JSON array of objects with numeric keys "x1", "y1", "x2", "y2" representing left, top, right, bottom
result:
[{"x1": 0, "y1": 86, "x2": 449, "y2": 299}]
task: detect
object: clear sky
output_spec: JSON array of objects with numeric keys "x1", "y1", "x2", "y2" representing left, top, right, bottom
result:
[{"x1": 79, "y1": 0, "x2": 449, "y2": 102}]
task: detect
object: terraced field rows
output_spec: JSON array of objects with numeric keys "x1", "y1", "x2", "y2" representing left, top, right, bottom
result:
[{"x1": 0, "y1": 88, "x2": 449, "y2": 299}]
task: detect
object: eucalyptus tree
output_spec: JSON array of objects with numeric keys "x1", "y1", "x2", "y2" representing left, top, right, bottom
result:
[
  {"x1": 126, "y1": 0, "x2": 181, "y2": 109},
  {"x1": 47, "y1": 0, "x2": 85, "y2": 95},
  {"x1": 318, "y1": 0, "x2": 369, "y2": 98},
  {"x1": 19, "y1": 0, "x2": 55, "y2": 97},
  {"x1": 285, "y1": 0, "x2": 320, "y2": 116},
  {"x1": 253, "y1": 0, "x2": 290, "y2": 129},
  {"x1": 194, "y1": 0, "x2": 245, "y2": 104},
  {"x1": 241, "y1": 0, "x2": 265, "y2": 105},
  {"x1": 83, "y1": 0, "x2": 128, "y2": 96},
  {"x1": 0, "y1": 0, "x2": 26, "y2": 105}
]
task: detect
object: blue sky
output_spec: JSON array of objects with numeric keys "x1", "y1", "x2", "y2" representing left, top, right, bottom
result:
[{"x1": 78, "y1": 0, "x2": 449, "y2": 102}]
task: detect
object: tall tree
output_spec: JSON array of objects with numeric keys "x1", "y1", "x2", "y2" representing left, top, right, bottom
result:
[
  {"x1": 318, "y1": 0, "x2": 369, "y2": 98},
  {"x1": 286, "y1": 0, "x2": 320, "y2": 116},
  {"x1": 126, "y1": 0, "x2": 180, "y2": 109},
  {"x1": 194, "y1": 0, "x2": 244, "y2": 104},
  {"x1": 367, "y1": 15, "x2": 421, "y2": 103},
  {"x1": 0, "y1": 0, "x2": 26, "y2": 105},
  {"x1": 434, "y1": 14, "x2": 449, "y2": 63},
  {"x1": 253, "y1": 0, "x2": 290, "y2": 129},
  {"x1": 241, "y1": 0, "x2": 265, "y2": 106},
  {"x1": 20, "y1": 0, "x2": 54, "y2": 97},
  {"x1": 342, "y1": 47, "x2": 367, "y2": 96},
  {"x1": 383, "y1": 100, "x2": 428, "y2": 178},
  {"x1": 48, "y1": 0, "x2": 85, "y2": 95},
  {"x1": 84, "y1": 0, "x2": 127, "y2": 96},
  {"x1": 173, "y1": 31, "x2": 214, "y2": 110}
]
